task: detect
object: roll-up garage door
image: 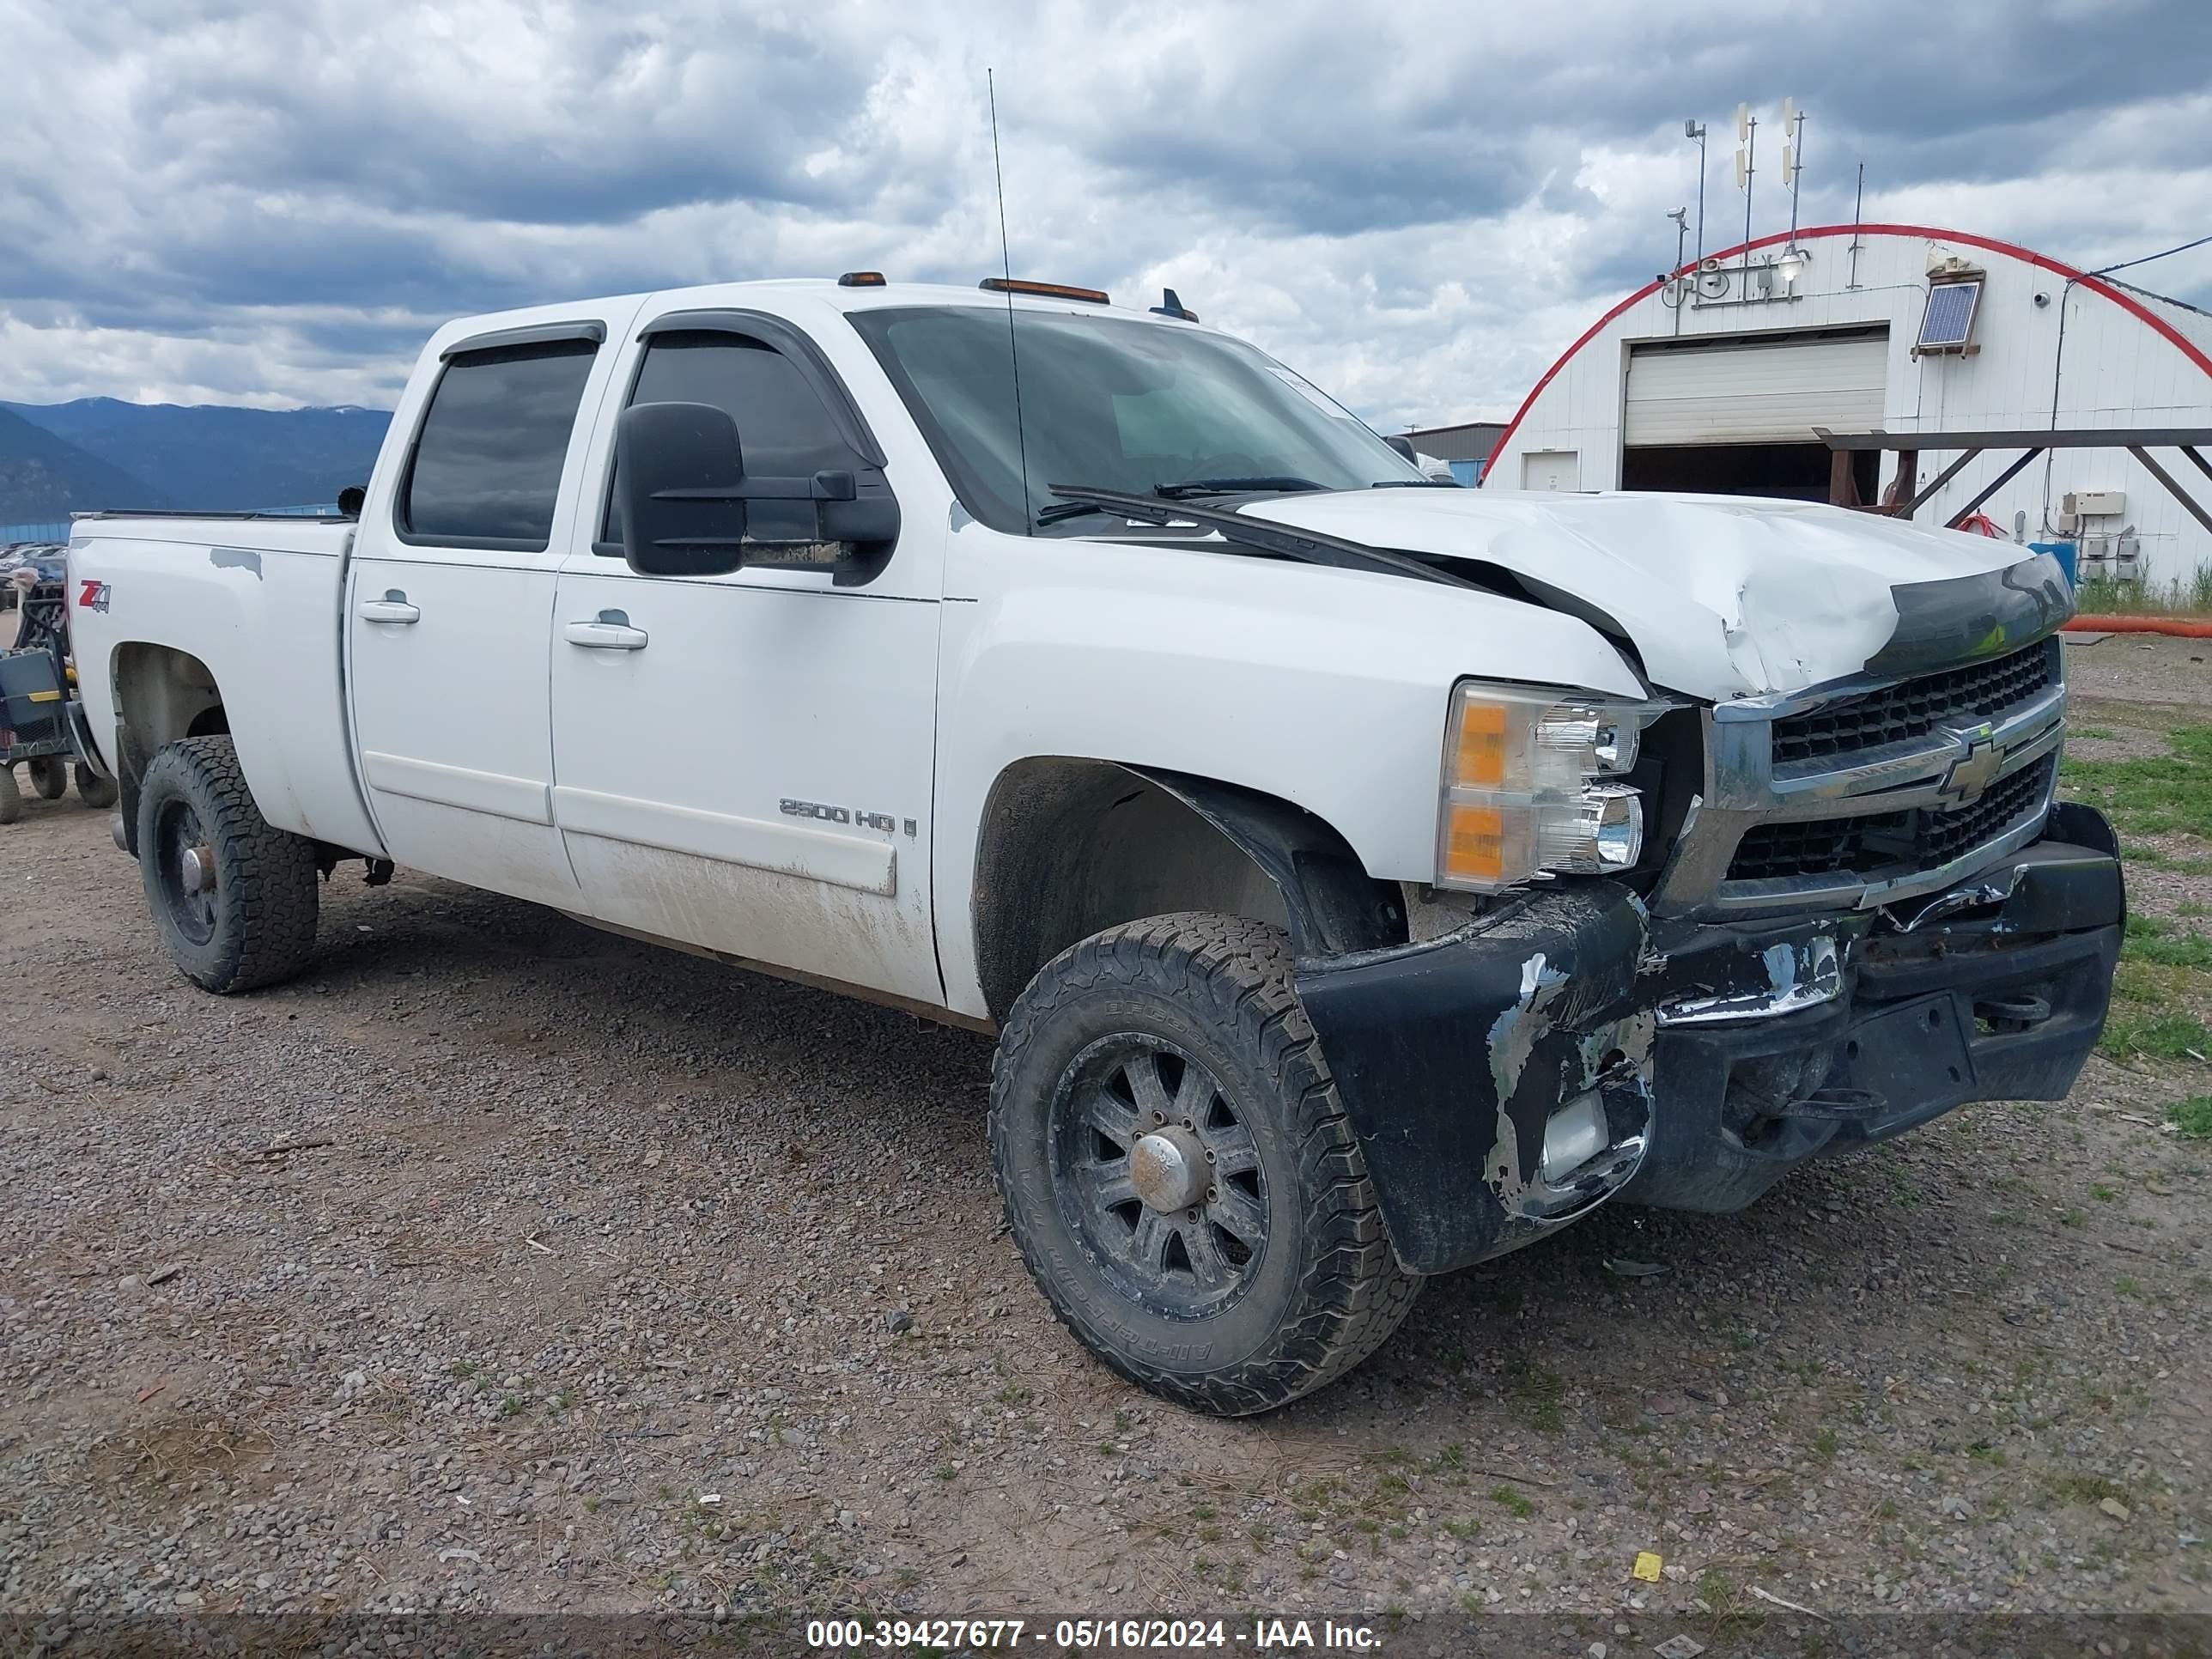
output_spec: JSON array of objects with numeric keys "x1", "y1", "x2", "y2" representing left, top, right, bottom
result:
[{"x1": 1623, "y1": 328, "x2": 1888, "y2": 447}]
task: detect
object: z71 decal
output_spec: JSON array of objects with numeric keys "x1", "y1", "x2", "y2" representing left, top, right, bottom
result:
[{"x1": 78, "y1": 580, "x2": 111, "y2": 612}]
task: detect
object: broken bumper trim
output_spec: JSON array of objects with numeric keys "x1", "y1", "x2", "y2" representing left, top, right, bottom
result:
[
  {"x1": 1296, "y1": 883, "x2": 1662, "y2": 1278},
  {"x1": 1295, "y1": 805, "x2": 2124, "y2": 1275},
  {"x1": 1626, "y1": 811, "x2": 2123, "y2": 1213}
]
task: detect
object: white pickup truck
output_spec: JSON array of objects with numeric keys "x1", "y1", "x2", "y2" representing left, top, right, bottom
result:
[{"x1": 66, "y1": 274, "x2": 2122, "y2": 1414}]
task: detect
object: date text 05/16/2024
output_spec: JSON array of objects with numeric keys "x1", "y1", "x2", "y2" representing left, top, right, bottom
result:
[{"x1": 804, "y1": 1618, "x2": 1384, "y2": 1650}]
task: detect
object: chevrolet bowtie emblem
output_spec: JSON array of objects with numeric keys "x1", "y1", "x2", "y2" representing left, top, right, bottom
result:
[{"x1": 1936, "y1": 723, "x2": 2003, "y2": 806}]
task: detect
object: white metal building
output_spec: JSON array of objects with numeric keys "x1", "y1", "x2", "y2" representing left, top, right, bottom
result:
[{"x1": 1485, "y1": 222, "x2": 2212, "y2": 591}]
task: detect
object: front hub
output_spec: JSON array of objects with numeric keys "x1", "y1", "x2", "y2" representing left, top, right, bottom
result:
[{"x1": 1047, "y1": 1033, "x2": 1269, "y2": 1318}]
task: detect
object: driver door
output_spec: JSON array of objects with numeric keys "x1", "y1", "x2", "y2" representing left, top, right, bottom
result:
[{"x1": 547, "y1": 311, "x2": 945, "y2": 1006}]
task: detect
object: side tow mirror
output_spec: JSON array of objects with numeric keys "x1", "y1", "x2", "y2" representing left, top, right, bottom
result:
[
  {"x1": 617, "y1": 401, "x2": 749, "y2": 577},
  {"x1": 1384, "y1": 434, "x2": 1418, "y2": 465}
]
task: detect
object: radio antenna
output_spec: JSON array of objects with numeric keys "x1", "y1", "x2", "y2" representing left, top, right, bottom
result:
[{"x1": 988, "y1": 69, "x2": 1034, "y2": 533}]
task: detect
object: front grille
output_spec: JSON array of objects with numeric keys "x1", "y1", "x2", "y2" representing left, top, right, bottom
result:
[
  {"x1": 1771, "y1": 637, "x2": 2060, "y2": 766},
  {"x1": 1727, "y1": 755, "x2": 2056, "y2": 884}
]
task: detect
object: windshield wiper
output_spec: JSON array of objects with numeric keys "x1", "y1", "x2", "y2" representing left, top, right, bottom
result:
[
  {"x1": 1152, "y1": 477, "x2": 1325, "y2": 498},
  {"x1": 1042, "y1": 483, "x2": 1479, "y2": 590},
  {"x1": 1034, "y1": 498, "x2": 1209, "y2": 527},
  {"x1": 1035, "y1": 477, "x2": 1324, "y2": 526}
]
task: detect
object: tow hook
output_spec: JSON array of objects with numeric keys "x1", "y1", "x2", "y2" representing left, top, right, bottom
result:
[{"x1": 1973, "y1": 993, "x2": 2053, "y2": 1032}]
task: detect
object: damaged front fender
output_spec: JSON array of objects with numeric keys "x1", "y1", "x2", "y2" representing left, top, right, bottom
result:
[{"x1": 1296, "y1": 882, "x2": 1658, "y2": 1276}]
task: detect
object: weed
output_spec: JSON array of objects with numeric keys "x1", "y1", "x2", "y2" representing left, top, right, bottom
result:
[
  {"x1": 994, "y1": 1385, "x2": 1031, "y2": 1407},
  {"x1": 1489, "y1": 1486, "x2": 1534, "y2": 1519},
  {"x1": 2092, "y1": 1182, "x2": 2118, "y2": 1202},
  {"x1": 2172, "y1": 1097, "x2": 2212, "y2": 1139},
  {"x1": 496, "y1": 1395, "x2": 526, "y2": 1419},
  {"x1": 2116, "y1": 1275, "x2": 2145, "y2": 1298},
  {"x1": 447, "y1": 1361, "x2": 478, "y2": 1381},
  {"x1": 1811, "y1": 1427, "x2": 1840, "y2": 1464}
]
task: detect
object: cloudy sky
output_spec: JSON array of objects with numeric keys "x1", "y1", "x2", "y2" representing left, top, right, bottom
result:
[{"x1": 3, "y1": 0, "x2": 2209, "y2": 427}]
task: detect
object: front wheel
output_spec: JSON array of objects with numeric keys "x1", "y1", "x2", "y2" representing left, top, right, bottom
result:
[
  {"x1": 136, "y1": 736, "x2": 319, "y2": 992},
  {"x1": 990, "y1": 914, "x2": 1422, "y2": 1415}
]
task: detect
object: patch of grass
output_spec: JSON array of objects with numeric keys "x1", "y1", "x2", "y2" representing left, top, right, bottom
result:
[
  {"x1": 2063, "y1": 724, "x2": 2212, "y2": 840},
  {"x1": 2045, "y1": 1472, "x2": 2129, "y2": 1510},
  {"x1": 2171, "y1": 1097, "x2": 2212, "y2": 1139},
  {"x1": 1488, "y1": 1485, "x2": 1534, "y2": 1519},
  {"x1": 2074, "y1": 568, "x2": 2212, "y2": 617},
  {"x1": 496, "y1": 1394, "x2": 526, "y2": 1419},
  {"x1": 2098, "y1": 961, "x2": 2212, "y2": 1062},
  {"x1": 2115, "y1": 1275, "x2": 2146, "y2": 1299},
  {"x1": 1811, "y1": 1426, "x2": 1840, "y2": 1465},
  {"x1": 994, "y1": 1384, "x2": 1031, "y2": 1407},
  {"x1": 2124, "y1": 913, "x2": 2212, "y2": 969},
  {"x1": 447, "y1": 1361, "x2": 479, "y2": 1381},
  {"x1": 2091, "y1": 1182, "x2": 2118, "y2": 1202},
  {"x1": 1500, "y1": 1353, "x2": 1568, "y2": 1434}
]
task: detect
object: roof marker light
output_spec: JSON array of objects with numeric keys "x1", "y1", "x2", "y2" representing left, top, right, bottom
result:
[
  {"x1": 979, "y1": 277, "x2": 1109, "y2": 304},
  {"x1": 837, "y1": 270, "x2": 887, "y2": 287}
]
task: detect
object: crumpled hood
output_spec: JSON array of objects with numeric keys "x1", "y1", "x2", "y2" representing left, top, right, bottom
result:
[{"x1": 1243, "y1": 488, "x2": 2039, "y2": 701}]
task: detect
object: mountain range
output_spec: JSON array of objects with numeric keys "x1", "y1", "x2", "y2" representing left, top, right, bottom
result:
[{"x1": 0, "y1": 398, "x2": 392, "y2": 525}]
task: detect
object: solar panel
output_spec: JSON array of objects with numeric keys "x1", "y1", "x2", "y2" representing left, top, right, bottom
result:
[{"x1": 1918, "y1": 280, "x2": 1982, "y2": 349}]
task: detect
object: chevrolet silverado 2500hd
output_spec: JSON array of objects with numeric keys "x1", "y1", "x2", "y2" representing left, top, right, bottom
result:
[{"x1": 66, "y1": 276, "x2": 2122, "y2": 1414}]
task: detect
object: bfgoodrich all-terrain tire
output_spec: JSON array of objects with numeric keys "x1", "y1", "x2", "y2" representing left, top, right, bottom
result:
[
  {"x1": 136, "y1": 736, "x2": 319, "y2": 993},
  {"x1": 990, "y1": 913, "x2": 1423, "y2": 1415}
]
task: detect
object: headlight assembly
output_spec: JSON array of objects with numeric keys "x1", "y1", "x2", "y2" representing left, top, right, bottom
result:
[{"x1": 1436, "y1": 682, "x2": 1663, "y2": 890}]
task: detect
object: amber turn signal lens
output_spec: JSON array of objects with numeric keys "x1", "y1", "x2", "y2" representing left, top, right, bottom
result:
[
  {"x1": 1454, "y1": 700, "x2": 1508, "y2": 787},
  {"x1": 1442, "y1": 802, "x2": 1506, "y2": 884}
]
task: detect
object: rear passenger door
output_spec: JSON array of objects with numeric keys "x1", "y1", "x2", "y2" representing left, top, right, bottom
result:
[
  {"x1": 547, "y1": 307, "x2": 945, "y2": 1005},
  {"x1": 348, "y1": 310, "x2": 636, "y2": 904}
]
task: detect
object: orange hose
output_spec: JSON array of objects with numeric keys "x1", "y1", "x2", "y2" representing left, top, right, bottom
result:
[{"x1": 2064, "y1": 615, "x2": 2212, "y2": 637}]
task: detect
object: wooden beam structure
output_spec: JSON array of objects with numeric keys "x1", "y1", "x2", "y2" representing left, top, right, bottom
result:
[{"x1": 1815, "y1": 427, "x2": 2212, "y2": 536}]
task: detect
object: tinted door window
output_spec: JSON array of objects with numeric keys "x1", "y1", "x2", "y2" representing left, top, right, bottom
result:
[
  {"x1": 603, "y1": 332, "x2": 853, "y2": 548},
  {"x1": 401, "y1": 340, "x2": 597, "y2": 548}
]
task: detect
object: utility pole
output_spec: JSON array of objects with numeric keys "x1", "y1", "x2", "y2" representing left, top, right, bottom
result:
[
  {"x1": 1668, "y1": 207, "x2": 1689, "y2": 333},
  {"x1": 1684, "y1": 118, "x2": 1708, "y2": 270},
  {"x1": 1735, "y1": 103, "x2": 1757, "y2": 298}
]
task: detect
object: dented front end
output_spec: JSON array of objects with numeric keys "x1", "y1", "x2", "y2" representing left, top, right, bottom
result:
[
  {"x1": 1295, "y1": 884, "x2": 1664, "y2": 1273},
  {"x1": 1296, "y1": 803, "x2": 2125, "y2": 1278}
]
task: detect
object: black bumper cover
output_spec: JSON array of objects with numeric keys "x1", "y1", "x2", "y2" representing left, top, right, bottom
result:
[{"x1": 1295, "y1": 804, "x2": 2124, "y2": 1276}]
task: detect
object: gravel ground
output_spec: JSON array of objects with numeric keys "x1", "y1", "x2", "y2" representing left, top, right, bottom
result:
[{"x1": 3, "y1": 681, "x2": 2209, "y2": 1641}]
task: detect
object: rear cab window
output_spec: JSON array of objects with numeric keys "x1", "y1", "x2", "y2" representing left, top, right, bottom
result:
[{"x1": 398, "y1": 337, "x2": 599, "y2": 550}]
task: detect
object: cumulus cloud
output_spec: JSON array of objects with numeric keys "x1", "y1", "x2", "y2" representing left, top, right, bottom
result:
[{"x1": 1, "y1": 0, "x2": 2206, "y2": 421}]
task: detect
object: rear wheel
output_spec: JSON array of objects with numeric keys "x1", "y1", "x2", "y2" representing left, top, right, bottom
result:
[
  {"x1": 0, "y1": 766, "x2": 19, "y2": 825},
  {"x1": 27, "y1": 756, "x2": 65, "y2": 799},
  {"x1": 73, "y1": 763, "x2": 118, "y2": 809},
  {"x1": 990, "y1": 913, "x2": 1422, "y2": 1415},
  {"x1": 136, "y1": 736, "x2": 319, "y2": 992}
]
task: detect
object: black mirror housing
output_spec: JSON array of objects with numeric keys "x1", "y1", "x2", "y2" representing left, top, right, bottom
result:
[
  {"x1": 1384, "y1": 434, "x2": 1418, "y2": 465},
  {"x1": 617, "y1": 400, "x2": 902, "y2": 578},
  {"x1": 617, "y1": 401, "x2": 750, "y2": 577}
]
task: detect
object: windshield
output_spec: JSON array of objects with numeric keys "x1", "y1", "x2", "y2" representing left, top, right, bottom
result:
[{"x1": 846, "y1": 305, "x2": 1425, "y2": 534}]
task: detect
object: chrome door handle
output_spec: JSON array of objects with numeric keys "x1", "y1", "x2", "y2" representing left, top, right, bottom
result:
[
  {"x1": 563, "y1": 611, "x2": 648, "y2": 651},
  {"x1": 359, "y1": 591, "x2": 420, "y2": 624}
]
